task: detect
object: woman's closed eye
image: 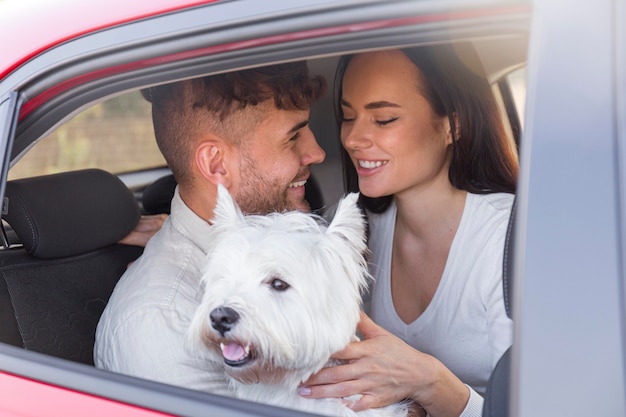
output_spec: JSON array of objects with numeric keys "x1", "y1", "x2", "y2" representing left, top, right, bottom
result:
[{"x1": 376, "y1": 117, "x2": 398, "y2": 126}]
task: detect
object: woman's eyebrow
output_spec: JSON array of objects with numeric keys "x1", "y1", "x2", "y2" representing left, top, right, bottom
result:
[
  {"x1": 341, "y1": 98, "x2": 400, "y2": 110},
  {"x1": 365, "y1": 101, "x2": 401, "y2": 110}
]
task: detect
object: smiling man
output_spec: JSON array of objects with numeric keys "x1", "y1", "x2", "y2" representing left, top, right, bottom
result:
[{"x1": 94, "y1": 62, "x2": 327, "y2": 394}]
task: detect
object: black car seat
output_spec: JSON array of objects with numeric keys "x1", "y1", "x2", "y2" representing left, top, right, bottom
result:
[
  {"x1": 141, "y1": 173, "x2": 326, "y2": 215},
  {"x1": 482, "y1": 197, "x2": 516, "y2": 417},
  {"x1": 0, "y1": 169, "x2": 143, "y2": 365}
]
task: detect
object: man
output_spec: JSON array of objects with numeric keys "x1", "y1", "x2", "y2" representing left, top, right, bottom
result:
[{"x1": 94, "y1": 62, "x2": 327, "y2": 394}]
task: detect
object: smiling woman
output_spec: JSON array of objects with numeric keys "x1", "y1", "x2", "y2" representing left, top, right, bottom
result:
[{"x1": 293, "y1": 44, "x2": 518, "y2": 417}]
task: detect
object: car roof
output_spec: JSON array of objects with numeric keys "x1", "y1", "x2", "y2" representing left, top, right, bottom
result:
[
  {"x1": 0, "y1": 0, "x2": 530, "y2": 83},
  {"x1": 0, "y1": 0, "x2": 218, "y2": 80}
]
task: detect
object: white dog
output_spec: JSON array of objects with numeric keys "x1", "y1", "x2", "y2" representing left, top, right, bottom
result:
[{"x1": 188, "y1": 185, "x2": 408, "y2": 417}]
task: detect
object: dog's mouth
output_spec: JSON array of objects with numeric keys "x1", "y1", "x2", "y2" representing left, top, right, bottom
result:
[{"x1": 220, "y1": 341, "x2": 256, "y2": 367}]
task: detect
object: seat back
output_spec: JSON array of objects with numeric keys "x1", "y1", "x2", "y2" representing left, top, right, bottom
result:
[
  {"x1": 482, "y1": 197, "x2": 516, "y2": 417},
  {"x1": 0, "y1": 169, "x2": 143, "y2": 365}
]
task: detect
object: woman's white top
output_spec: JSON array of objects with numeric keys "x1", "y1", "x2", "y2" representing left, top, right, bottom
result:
[{"x1": 366, "y1": 192, "x2": 515, "y2": 416}]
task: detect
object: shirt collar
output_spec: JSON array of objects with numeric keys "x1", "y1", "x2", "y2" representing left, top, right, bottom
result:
[{"x1": 169, "y1": 186, "x2": 214, "y2": 254}]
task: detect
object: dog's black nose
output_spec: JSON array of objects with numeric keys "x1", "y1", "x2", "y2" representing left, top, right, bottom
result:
[{"x1": 210, "y1": 306, "x2": 240, "y2": 335}]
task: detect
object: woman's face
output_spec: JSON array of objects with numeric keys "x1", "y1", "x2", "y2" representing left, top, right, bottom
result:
[{"x1": 340, "y1": 50, "x2": 453, "y2": 199}]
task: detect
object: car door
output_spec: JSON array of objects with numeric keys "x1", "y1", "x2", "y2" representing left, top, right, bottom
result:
[{"x1": 514, "y1": 0, "x2": 626, "y2": 415}]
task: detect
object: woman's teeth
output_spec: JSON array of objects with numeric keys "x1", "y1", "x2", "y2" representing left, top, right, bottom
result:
[{"x1": 358, "y1": 160, "x2": 387, "y2": 169}]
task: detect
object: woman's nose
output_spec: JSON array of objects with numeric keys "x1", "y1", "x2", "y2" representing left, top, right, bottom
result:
[{"x1": 341, "y1": 122, "x2": 370, "y2": 151}]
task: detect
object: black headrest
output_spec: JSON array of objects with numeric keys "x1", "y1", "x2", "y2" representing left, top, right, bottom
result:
[
  {"x1": 142, "y1": 174, "x2": 176, "y2": 215},
  {"x1": 3, "y1": 169, "x2": 141, "y2": 259},
  {"x1": 305, "y1": 174, "x2": 325, "y2": 214}
]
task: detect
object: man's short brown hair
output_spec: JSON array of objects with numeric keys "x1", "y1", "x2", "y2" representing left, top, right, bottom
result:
[{"x1": 142, "y1": 62, "x2": 327, "y2": 187}]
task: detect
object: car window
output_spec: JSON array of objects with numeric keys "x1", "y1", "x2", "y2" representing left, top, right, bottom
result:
[
  {"x1": 507, "y1": 66, "x2": 526, "y2": 126},
  {"x1": 491, "y1": 65, "x2": 526, "y2": 157},
  {"x1": 8, "y1": 91, "x2": 165, "y2": 180}
]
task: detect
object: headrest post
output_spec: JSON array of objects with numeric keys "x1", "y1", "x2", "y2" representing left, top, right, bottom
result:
[{"x1": 0, "y1": 221, "x2": 9, "y2": 249}]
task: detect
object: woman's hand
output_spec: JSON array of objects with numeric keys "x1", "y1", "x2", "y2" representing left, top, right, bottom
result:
[
  {"x1": 298, "y1": 312, "x2": 470, "y2": 417},
  {"x1": 118, "y1": 214, "x2": 167, "y2": 247}
]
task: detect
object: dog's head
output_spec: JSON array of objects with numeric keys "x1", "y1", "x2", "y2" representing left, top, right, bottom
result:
[{"x1": 188, "y1": 184, "x2": 369, "y2": 385}]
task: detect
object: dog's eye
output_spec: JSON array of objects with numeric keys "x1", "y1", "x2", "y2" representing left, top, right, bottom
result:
[{"x1": 270, "y1": 278, "x2": 290, "y2": 291}]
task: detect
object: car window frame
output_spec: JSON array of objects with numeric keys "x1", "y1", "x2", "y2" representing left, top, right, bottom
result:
[
  {"x1": 0, "y1": 1, "x2": 532, "y2": 415},
  {"x1": 0, "y1": 92, "x2": 19, "y2": 216},
  {"x1": 7, "y1": 1, "x2": 531, "y2": 165}
]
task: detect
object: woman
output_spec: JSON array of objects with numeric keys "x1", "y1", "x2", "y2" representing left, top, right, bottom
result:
[{"x1": 297, "y1": 44, "x2": 518, "y2": 417}]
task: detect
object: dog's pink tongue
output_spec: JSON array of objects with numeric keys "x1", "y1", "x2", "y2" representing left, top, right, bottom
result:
[{"x1": 222, "y1": 342, "x2": 246, "y2": 361}]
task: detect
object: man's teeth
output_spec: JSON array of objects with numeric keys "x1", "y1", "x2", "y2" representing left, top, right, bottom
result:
[
  {"x1": 289, "y1": 180, "x2": 307, "y2": 188},
  {"x1": 358, "y1": 160, "x2": 387, "y2": 169}
]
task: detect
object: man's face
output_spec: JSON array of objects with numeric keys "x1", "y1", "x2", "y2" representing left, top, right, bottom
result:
[{"x1": 232, "y1": 105, "x2": 326, "y2": 214}]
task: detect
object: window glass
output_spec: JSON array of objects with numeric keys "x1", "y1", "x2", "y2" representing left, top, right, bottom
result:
[
  {"x1": 507, "y1": 66, "x2": 527, "y2": 126},
  {"x1": 9, "y1": 92, "x2": 165, "y2": 180},
  {"x1": 491, "y1": 65, "x2": 526, "y2": 159}
]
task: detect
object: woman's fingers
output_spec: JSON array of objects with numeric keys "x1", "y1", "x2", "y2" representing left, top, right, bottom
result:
[{"x1": 118, "y1": 214, "x2": 167, "y2": 246}]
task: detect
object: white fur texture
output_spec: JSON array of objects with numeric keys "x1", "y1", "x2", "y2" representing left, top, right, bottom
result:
[{"x1": 188, "y1": 184, "x2": 408, "y2": 417}]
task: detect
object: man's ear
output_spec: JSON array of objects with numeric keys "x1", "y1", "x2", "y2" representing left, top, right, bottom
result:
[{"x1": 195, "y1": 140, "x2": 230, "y2": 187}]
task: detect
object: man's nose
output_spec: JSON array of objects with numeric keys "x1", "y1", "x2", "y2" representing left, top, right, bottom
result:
[{"x1": 301, "y1": 129, "x2": 326, "y2": 166}]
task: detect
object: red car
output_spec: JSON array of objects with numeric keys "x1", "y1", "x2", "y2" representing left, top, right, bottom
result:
[{"x1": 0, "y1": 0, "x2": 624, "y2": 416}]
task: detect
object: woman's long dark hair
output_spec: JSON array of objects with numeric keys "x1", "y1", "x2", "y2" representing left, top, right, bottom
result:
[{"x1": 335, "y1": 43, "x2": 519, "y2": 213}]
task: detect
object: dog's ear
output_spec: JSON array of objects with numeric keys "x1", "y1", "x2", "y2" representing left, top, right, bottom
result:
[
  {"x1": 212, "y1": 183, "x2": 245, "y2": 226},
  {"x1": 324, "y1": 192, "x2": 370, "y2": 295},
  {"x1": 326, "y1": 193, "x2": 366, "y2": 254}
]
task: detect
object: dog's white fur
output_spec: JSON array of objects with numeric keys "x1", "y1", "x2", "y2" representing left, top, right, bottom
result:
[{"x1": 188, "y1": 185, "x2": 408, "y2": 417}]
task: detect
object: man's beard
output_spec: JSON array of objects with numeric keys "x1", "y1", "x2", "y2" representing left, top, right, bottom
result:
[{"x1": 234, "y1": 151, "x2": 299, "y2": 215}]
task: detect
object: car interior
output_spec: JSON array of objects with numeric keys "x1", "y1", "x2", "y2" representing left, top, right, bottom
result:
[{"x1": 0, "y1": 18, "x2": 528, "y2": 415}]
